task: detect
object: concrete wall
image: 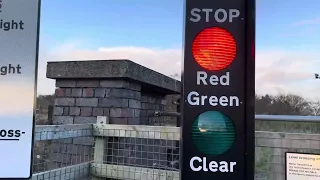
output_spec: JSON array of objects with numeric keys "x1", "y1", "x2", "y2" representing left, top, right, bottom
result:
[
  {"x1": 141, "y1": 93, "x2": 165, "y2": 125},
  {"x1": 45, "y1": 60, "x2": 320, "y2": 180},
  {"x1": 46, "y1": 60, "x2": 180, "y2": 169},
  {"x1": 255, "y1": 131, "x2": 320, "y2": 180},
  {"x1": 53, "y1": 79, "x2": 142, "y2": 125}
]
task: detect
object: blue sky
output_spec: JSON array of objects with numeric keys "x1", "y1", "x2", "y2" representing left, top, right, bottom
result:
[
  {"x1": 40, "y1": 0, "x2": 184, "y2": 49},
  {"x1": 36, "y1": 0, "x2": 320, "y2": 98},
  {"x1": 40, "y1": 0, "x2": 320, "y2": 50},
  {"x1": 257, "y1": 0, "x2": 320, "y2": 50}
]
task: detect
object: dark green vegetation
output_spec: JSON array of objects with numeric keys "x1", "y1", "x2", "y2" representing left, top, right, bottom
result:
[
  {"x1": 254, "y1": 93, "x2": 320, "y2": 179},
  {"x1": 255, "y1": 93, "x2": 320, "y2": 116},
  {"x1": 255, "y1": 93, "x2": 320, "y2": 133}
]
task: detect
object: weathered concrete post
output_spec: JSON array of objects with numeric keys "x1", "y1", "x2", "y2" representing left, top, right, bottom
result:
[{"x1": 46, "y1": 59, "x2": 180, "y2": 168}]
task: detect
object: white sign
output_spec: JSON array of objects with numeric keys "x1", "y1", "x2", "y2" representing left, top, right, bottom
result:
[
  {"x1": 0, "y1": 0, "x2": 40, "y2": 178},
  {"x1": 286, "y1": 152, "x2": 320, "y2": 180}
]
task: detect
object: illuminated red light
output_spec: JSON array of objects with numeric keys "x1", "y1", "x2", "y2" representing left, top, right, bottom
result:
[{"x1": 192, "y1": 27, "x2": 236, "y2": 71}]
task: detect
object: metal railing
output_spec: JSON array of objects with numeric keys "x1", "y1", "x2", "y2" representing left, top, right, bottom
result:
[
  {"x1": 30, "y1": 115, "x2": 320, "y2": 180},
  {"x1": 32, "y1": 124, "x2": 93, "y2": 180},
  {"x1": 155, "y1": 111, "x2": 320, "y2": 122}
]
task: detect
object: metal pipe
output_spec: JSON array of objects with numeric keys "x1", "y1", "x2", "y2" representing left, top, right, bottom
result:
[
  {"x1": 154, "y1": 111, "x2": 320, "y2": 122},
  {"x1": 154, "y1": 111, "x2": 181, "y2": 117},
  {"x1": 255, "y1": 115, "x2": 320, "y2": 122}
]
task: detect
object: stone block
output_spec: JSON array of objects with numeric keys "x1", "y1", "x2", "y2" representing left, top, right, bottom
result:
[
  {"x1": 147, "y1": 110, "x2": 155, "y2": 116},
  {"x1": 95, "y1": 88, "x2": 106, "y2": 98},
  {"x1": 55, "y1": 88, "x2": 71, "y2": 97},
  {"x1": 80, "y1": 107, "x2": 92, "y2": 116},
  {"x1": 65, "y1": 144, "x2": 79, "y2": 154},
  {"x1": 270, "y1": 172, "x2": 285, "y2": 180},
  {"x1": 55, "y1": 88, "x2": 65, "y2": 97},
  {"x1": 141, "y1": 96, "x2": 148, "y2": 103},
  {"x1": 73, "y1": 137, "x2": 94, "y2": 146},
  {"x1": 54, "y1": 98, "x2": 75, "y2": 106},
  {"x1": 128, "y1": 118, "x2": 140, "y2": 125},
  {"x1": 134, "y1": 109, "x2": 140, "y2": 117},
  {"x1": 161, "y1": 100, "x2": 167, "y2": 105},
  {"x1": 140, "y1": 117, "x2": 148, "y2": 125},
  {"x1": 148, "y1": 117, "x2": 163, "y2": 125},
  {"x1": 76, "y1": 98, "x2": 98, "y2": 107},
  {"x1": 65, "y1": 89, "x2": 72, "y2": 97},
  {"x1": 100, "y1": 80, "x2": 125, "y2": 88},
  {"x1": 148, "y1": 97, "x2": 156, "y2": 103},
  {"x1": 104, "y1": 108, "x2": 110, "y2": 116},
  {"x1": 98, "y1": 98, "x2": 128, "y2": 108},
  {"x1": 56, "y1": 80, "x2": 76, "y2": 88},
  {"x1": 146, "y1": 103, "x2": 152, "y2": 109},
  {"x1": 48, "y1": 153, "x2": 72, "y2": 163},
  {"x1": 52, "y1": 139, "x2": 73, "y2": 144},
  {"x1": 129, "y1": 82, "x2": 141, "y2": 91},
  {"x1": 71, "y1": 154, "x2": 90, "y2": 164},
  {"x1": 67, "y1": 145, "x2": 92, "y2": 155},
  {"x1": 148, "y1": 104, "x2": 159, "y2": 110},
  {"x1": 143, "y1": 103, "x2": 150, "y2": 109},
  {"x1": 53, "y1": 107, "x2": 63, "y2": 116},
  {"x1": 63, "y1": 107, "x2": 69, "y2": 115},
  {"x1": 110, "y1": 108, "x2": 134, "y2": 118},
  {"x1": 152, "y1": 104, "x2": 159, "y2": 110},
  {"x1": 76, "y1": 80, "x2": 99, "y2": 87},
  {"x1": 92, "y1": 107, "x2": 104, "y2": 116},
  {"x1": 255, "y1": 138, "x2": 282, "y2": 148},
  {"x1": 269, "y1": 163, "x2": 285, "y2": 173},
  {"x1": 82, "y1": 88, "x2": 94, "y2": 97},
  {"x1": 71, "y1": 88, "x2": 82, "y2": 97},
  {"x1": 110, "y1": 118, "x2": 128, "y2": 125},
  {"x1": 50, "y1": 143, "x2": 67, "y2": 153},
  {"x1": 70, "y1": 107, "x2": 80, "y2": 116},
  {"x1": 270, "y1": 148, "x2": 286, "y2": 156},
  {"x1": 310, "y1": 140, "x2": 320, "y2": 149},
  {"x1": 52, "y1": 116, "x2": 74, "y2": 125},
  {"x1": 140, "y1": 110, "x2": 147, "y2": 117},
  {"x1": 270, "y1": 155, "x2": 284, "y2": 164},
  {"x1": 159, "y1": 104, "x2": 165, "y2": 111},
  {"x1": 291, "y1": 139, "x2": 311, "y2": 148},
  {"x1": 99, "y1": 80, "x2": 141, "y2": 91},
  {"x1": 281, "y1": 139, "x2": 291, "y2": 148},
  {"x1": 141, "y1": 103, "x2": 146, "y2": 109},
  {"x1": 74, "y1": 116, "x2": 97, "y2": 124},
  {"x1": 129, "y1": 99, "x2": 141, "y2": 109},
  {"x1": 146, "y1": 103, "x2": 154, "y2": 110},
  {"x1": 106, "y1": 88, "x2": 140, "y2": 99}
]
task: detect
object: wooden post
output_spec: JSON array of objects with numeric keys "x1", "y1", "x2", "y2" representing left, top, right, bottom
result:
[{"x1": 91, "y1": 116, "x2": 109, "y2": 180}]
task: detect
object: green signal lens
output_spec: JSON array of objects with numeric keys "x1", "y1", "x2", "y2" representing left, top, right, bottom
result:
[{"x1": 191, "y1": 111, "x2": 236, "y2": 156}]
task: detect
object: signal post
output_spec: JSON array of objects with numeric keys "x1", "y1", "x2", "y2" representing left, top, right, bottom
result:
[{"x1": 181, "y1": 0, "x2": 255, "y2": 180}]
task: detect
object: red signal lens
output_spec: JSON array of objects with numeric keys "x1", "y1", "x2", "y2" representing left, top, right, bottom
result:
[{"x1": 192, "y1": 27, "x2": 236, "y2": 71}]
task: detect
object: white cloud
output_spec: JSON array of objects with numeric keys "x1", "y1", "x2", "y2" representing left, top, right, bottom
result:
[
  {"x1": 0, "y1": 84, "x2": 34, "y2": 116},
  {"x1": 37, "y1": 42, "x2": 320, "y2": 99},
  {"x1": 293, "y1": 18, "x2": 320, "y2": 26}
]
